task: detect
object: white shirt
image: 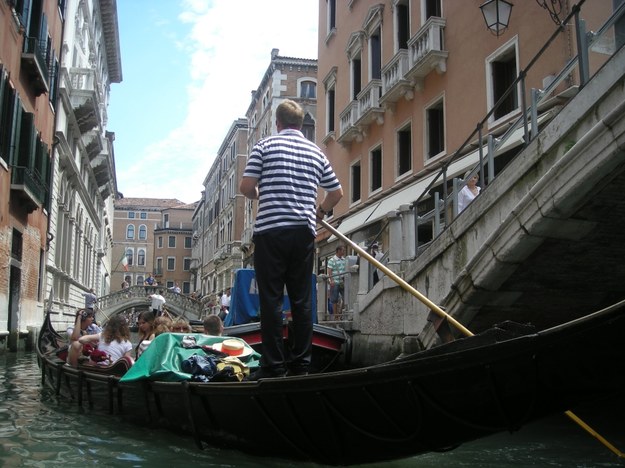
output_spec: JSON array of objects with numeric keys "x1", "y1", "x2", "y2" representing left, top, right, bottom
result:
[
  {"x1": 150, "y1": 294, "x2": 166, "y2": 311},
  {"x1": 458, "y1": 185, "x2": 481, "y2": 213},
  {"x1": 221, "y1": 294, "x2": 231, "y2": 308},
  {"x1": 96, "y1": 336, "x2": 133, "y2": 364}
]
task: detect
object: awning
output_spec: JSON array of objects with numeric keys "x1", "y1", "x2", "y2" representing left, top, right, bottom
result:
[{"x1": 329, "y1": 114, "x2": 546, "y2": 240}]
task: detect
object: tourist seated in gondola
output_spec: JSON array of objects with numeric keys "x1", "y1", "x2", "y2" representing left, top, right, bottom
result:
[
  {"x1": 171, "y1": 317, "x2": 192, "y2": 333},
  {"x1": 135, "y1": 311, "x2": 155, "y2": 359},
  {"x1": 66, "y1": 309, "x2": 102, "y2": 367},
  {"x1": 154, "y1": 315, "x2": 173, "y2": 336},
  {"x1": 203, "y1": 315, "x2": 224, "y2": 336},
  {"x1": 77, "y1": 315, "x2": 134, "y2": 367}
]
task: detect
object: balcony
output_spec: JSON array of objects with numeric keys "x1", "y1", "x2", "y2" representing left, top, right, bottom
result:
[
  {"x1": 21, "y1": 37, "x2": 49, "y2": 96},
  {"x1": 405, "y1": 17, "x2": 448, "y2": 87},
  {"x1": 10, "y1": 166, "x2": 47, "y2": 213},
  {"x1": 380, "y1": 49, "x2": 414, "y2": 107},
  {"x1": 67, "y1": 68, "x2": 103, "y2": 134},
  {"x1": 337, "y1": 100, "x2": 362, "y2": 145},
  {"x1": 355, "y1": 80, "x2": 384, "y2": 127}
]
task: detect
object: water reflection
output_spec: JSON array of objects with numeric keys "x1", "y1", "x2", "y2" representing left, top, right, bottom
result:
[{"x1": 0, "y1": 352, "x2": 623, "y2": 467}]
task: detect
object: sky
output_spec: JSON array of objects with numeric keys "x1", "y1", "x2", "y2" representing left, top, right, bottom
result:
[{"x1": 107, "y1": 0, "x2": 319, "y2": 204}]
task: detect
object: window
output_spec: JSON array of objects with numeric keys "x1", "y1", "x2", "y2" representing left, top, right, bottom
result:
[
  {"x1": 167, "y1": 257, "x2": 175, "y2": 271},
  {"x1": 136, "y1": 275, "x2": 144, "y2": 286},
  {"x1": 138, "y1": 224, "x2": 147, "y2": 240},
  {"x1": 156, "y1": 257, "x2": 163, "y2": 275},
  {"x1": 351, "y1": 52, "x2": 362, "y2": 100},
  {"x1": 370, "y1": 146, "x2": 382, "y2": 193},
  {"x1": 396, "y1": 0, "x2": 410, "y2": 50},
  {"x1": 302, "y1": 114, "x2": 315, "y2": 142},
  {"x1": 140, "y1": 212, "x2": 147, "y2": 219},
  {"x1": 125, "y1": 248, "x2": 134, "y2": 267},
  {"x1": 327, "y1": 0, "x2": 336, "y2": 32},
  {"x1": 397, "y1": 125, "x2": 412, "y2": 177},
  {"x1": 327, "y1": 85, "x2": 335, "y2": 133},
  {"x1": 350, "y1": 161, "x2": 361, "y2": 204},
  {"x1": 323, "y1": 67, "x2": 337, "y2": 137},
  {"x1": 158, "y1": 236, "x2": 163, "y2": 248},
  {"x1": 487, "y1": 41, "x2": 519, "y2": 122},
  {"x1": 300, "y1": 80, "x2": 316, "y2": 99},
  {"x1": 370, "y1": 28, "x2": 382, "y2": 80},
  {"x1": 163, "y1": 213, "x2": 169, "y2": 228},
  {"x1": 424, "y1": 0, "x2": 442, "y2": 19},
  {"x1": 183, "y1": 258, "x2": 192, "y2": 271},
  {"x1": 137, "y1": 248, "x2": 146, "y2": 266},
  {"x1": 0, "y1": 67, "x2": 16, "y2": 165},
  {"x1": 166, "y1": 281, "x2": 174, "y2": 289},
  {"x1": 183, "y1": 282, "x2": 191, "y2": 294},
  {"x1": 426, "y1": 98, "x2": 445, "y2": 159},
  {"x1": 184, "y1": 236, "x2": 192, "y2": 249},
  {"x1": 168, "y1": 236, "x2": 176, "y2": 248},
  {"x1": 128, "y1": 212, "x2": 135, "y2": 219},
  {"x1": 126, "y1": 224, "x2": 135, "y2": 239}
]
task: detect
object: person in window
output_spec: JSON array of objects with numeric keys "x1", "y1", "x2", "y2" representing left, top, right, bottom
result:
[
  {"x1": 458, "y1": 170, "x2": 481, "y2": 213},
  {"x1": 240, "y1": 99, "x2": 343, "y2": 380}
]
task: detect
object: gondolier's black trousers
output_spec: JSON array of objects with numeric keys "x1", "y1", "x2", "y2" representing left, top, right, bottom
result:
[{"x1": 253, "y1": 226, "x2": 314, "y2": 374}]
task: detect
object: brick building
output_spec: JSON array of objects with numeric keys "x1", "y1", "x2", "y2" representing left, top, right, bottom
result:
[{"x1": 0, "y1": 0, "x2": 63, "y2": 349}]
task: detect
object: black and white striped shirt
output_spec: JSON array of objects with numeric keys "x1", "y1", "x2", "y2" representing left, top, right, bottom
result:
[{"x1": 243, "y1": 129, "x2": 341, "y2": 236}]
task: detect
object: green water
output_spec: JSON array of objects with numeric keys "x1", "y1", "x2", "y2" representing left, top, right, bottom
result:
[{"x1": 0, "y1": 352, "x2": 622, "y2": 467}]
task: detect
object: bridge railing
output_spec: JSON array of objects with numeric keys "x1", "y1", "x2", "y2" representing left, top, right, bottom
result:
[
  {"x1": 411, "y1": 0, "x2": 625, "y2": 256},
  {"x1": 96, "y1": 286, "x2": 204, "y2": 319}
]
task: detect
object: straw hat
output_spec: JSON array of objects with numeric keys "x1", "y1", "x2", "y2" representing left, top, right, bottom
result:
[{"x1": 211, "y1": 339, "x2": 254, "y2": 358}]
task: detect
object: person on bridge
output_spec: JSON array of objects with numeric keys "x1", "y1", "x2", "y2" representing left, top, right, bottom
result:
[
  {"x1": 240, "y1": 99, "x2": 343, "y2": 380},
  {"x1": 82, "y1": 288, "x2": 97, "y2": 311},
  {"x1": 148, "y1": 290, "x2": 166, "y2": 316},
  {"x1": 458, "y1": 170, "x2": 481, "y2": 213}
]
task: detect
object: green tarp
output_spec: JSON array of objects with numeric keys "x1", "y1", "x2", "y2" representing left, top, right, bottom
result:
[{"x1": 120, "y1": 333, "x2": 260, "y2": 383}]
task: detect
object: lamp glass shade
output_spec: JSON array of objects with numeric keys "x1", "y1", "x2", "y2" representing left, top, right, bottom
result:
[{"x1": 480, "y1": 0, "x2": 513, "y2": 36}]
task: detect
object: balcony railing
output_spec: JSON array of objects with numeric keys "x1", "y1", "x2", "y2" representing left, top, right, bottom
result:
[
  {"x1": 21, "y1": 37, "x2": 49, "y2": 95},
  {"x1": 10, "y1": 166, "x2": 47, "y2": 212},
  {"x1": 67, "y1": 67, "x2": 103, "y2": 134},
  {"x1": 405, "y1": 17, "x2": 448, "y2": 85},
  {"x1": 337, "y1": 100, "x2": 361, "y2": 144},
  {"x1": 380, "y1": 49, "x2": 413, "y2": 106},
  {"x1": 355, "y1": 79, "x2": 384, "y2": 127}
]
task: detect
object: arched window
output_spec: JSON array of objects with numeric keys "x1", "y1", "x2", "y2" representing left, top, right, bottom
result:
[
  {"x1": 138, "y1": 224, "x2": 147, "y2": 240},
  {"x1": 300, "y1": 80, "x2": 316, "y2": 98},
  {"x1": 125, "y1": 248, "x2": 134, "y2": 266},
  {"x1": 138, "y1": 248, "x2": 146, "y2": 266},
  {"x1": 126, "y1": 224, "x2": 135, "y2": 239},
  {"x1": 302, "y1": 113, "x2": 315, "y2": 142},
  {"x1": 136, "y1": 275, "x2": 144, "y2": 285}
]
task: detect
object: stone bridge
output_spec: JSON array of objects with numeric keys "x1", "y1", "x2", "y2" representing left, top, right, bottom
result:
[
  {"x1": 348, "y1": 41, "x2": 625, "y2": 365},
  {"x1": 96, "y1": 286, "x2": 204, "y2": 320}
]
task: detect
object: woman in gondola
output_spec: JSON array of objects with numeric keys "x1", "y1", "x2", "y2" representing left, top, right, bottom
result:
[
  {"x1": 135, "y1": 311, "x2": 155, "y2": 359},
  {"x1": 78, "y1": 315, "x2": 133, "y2": 366}
]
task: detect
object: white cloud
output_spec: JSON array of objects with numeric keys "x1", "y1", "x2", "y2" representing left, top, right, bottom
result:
[{"x1": 115, "y1": 0, "x2": 319, "y2": 204}]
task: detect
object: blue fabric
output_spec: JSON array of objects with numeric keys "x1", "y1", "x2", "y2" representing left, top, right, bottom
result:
[{"x1": 225, "y1": 269, "x2": 317, "y2": 326}]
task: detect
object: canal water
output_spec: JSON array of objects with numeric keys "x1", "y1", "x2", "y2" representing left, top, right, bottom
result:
[{"x1": 1, "y1": 351, "x2": 623, "y2": 467}]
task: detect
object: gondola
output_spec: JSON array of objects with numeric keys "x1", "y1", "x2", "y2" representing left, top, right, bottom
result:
[{"x1": 37, "y1": 299, "x2": 625, "y2": 465}]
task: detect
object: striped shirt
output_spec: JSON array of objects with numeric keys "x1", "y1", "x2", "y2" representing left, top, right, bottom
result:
[{"x1": 243, "y1": 129, "x2": 341, "y2": 236}]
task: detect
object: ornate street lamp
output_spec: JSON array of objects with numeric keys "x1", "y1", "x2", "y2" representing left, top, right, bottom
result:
[
  {"x1": 536, "y1": 0, "x2": 564, "y2": 25},
  {"x1": 480, "y1": 0, "x2": 513, "y2": 37}
]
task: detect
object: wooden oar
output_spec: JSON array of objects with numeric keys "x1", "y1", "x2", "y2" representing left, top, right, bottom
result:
[{"x1": 320, "y1": 218, "x2": 624, "y2": 458}]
